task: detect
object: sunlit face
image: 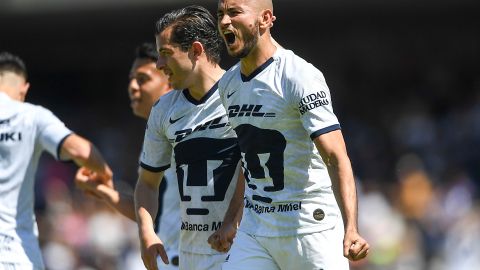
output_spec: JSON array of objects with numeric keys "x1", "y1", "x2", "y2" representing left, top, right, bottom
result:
[
  {"x1": 128, "y1": 59, "x2": 171, "y2": 119},
  {"x1": 217, "y1": 0, "x2": 260, "y2": 59},
  {"x1": 155, "y1": 27, "x2": 196, "y2": 90}
]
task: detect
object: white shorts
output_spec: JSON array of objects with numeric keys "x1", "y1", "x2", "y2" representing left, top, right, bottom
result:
[
  {"x1": 178, "y1": 250, "x2": 227, "y2": 270},
  {"x1": 222, "y1": 219, "x2": 349, "y2": 270}
]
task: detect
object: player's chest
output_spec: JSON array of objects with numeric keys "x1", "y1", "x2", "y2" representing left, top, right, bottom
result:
[
  {"x1": 225, "y1": 81, "x2": 291, "y2": 128},
  {"x1": 165, "y1": 102, "x2": 231, "y2": 144}
]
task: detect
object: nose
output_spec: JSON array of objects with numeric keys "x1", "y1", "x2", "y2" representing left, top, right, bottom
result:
[
  {"x1": 128, "y1": 78, "x2": 139, "y2": 97},
  {"x1": 219, "y1": 14, "x2": 231, "y2": 28}
]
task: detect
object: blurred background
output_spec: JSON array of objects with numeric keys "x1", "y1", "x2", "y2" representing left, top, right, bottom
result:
[{"x1": 1, "y1": 0, "x2": 479, "y2": 269}]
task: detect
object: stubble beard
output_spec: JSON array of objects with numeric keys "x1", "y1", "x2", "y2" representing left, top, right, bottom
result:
[{"x1": 232, "y1": 21, "x2": 259, "y2": 59}]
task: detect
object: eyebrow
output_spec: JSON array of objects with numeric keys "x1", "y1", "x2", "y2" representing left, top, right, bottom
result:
[{"x1": 218, "y1": 5, "x2": 241, "y2": 13}]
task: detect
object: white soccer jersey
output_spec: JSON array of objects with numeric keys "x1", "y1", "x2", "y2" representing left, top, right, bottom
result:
[
  {"x1": 218, "y1": 48, "x2": 342, "y2": 237},
  {"x1": 0, "y1": 92, "x2": 72, "y2": 268},
  {"x1": 140, "y1": 84, "x2": 241, "y2": 255}
]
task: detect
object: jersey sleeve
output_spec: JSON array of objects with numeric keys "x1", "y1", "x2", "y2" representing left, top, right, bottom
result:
[
  {"x1": 34, "y1": 106, "x2": 72, "y2": 160},
  {"x1": 286, "y1": 63, "x2": 340, "y2": 140},
  {"x1": 140, "y1": 104, "x2": 172, "y2": 172}
]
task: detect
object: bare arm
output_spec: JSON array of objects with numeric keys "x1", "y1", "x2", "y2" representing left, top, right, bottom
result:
[
  {"x1": 223, "y1": 169, "x2": 245, "y2": 228},
  {"x1": 134, "y1": 167, "x2": 168, "y2": 269},
  {"x1": 75, "y1": 167, "x2": 136, "y2": 221},
  {"x1": 313, "y1": 129, "x2": 369, "y2": 261},
  {"x1": 208, "y1": 165, "x2": 245, "y2": 252},
  {"x1": 97, "y1": 186, "x2": 136, "y2": 220},
  {"x1": 60, "y1": 134, "x2": 112, "y2": 186}
]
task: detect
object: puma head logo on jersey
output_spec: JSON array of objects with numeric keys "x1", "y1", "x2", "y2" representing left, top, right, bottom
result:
[{"x1": 228, "y1": 104, "x2": 275, "y2": 118}]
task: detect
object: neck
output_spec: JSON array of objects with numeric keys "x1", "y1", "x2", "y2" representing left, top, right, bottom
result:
[
  {"x1": 187, "y1": 63, "x2": 225, "y2": 101},
  {"x1": 240, "y1": 34, "x2": 277, "y2": 77},
  {"x1": 0, "y1": 86, "x2": 18, "y2": 101}
]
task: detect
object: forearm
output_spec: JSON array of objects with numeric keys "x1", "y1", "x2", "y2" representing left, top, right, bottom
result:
[
  {"x1": 223, "y1": 171, "x2": 245, "y2": 227},
  {"x1": 96, "y1": 185, "x2": 136, "y2": 221},
  {"x1": 134, "y1": 178, "x2": 160, "y2": 241},
  {"x1": 313, "y1": 131, "x2": 358, "y2": 232},
  {"x1": 61, "y1": 134, "x2": 111, "y2": 176},
  {"x1": 223, "y1": 192, "x2": 244, "y2": 228},
  {"x1": 327, "y1": 156, "x2": 358, "y2": 231}
]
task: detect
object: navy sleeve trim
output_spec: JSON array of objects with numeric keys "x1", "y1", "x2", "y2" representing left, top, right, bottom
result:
[
  {"x1": 56, "y1": 133, "x2": 73, "y2": 161},
  {"x1": 310, "y1": 124, "x2": 341, "y2": 140},
  {"x1": 140, "y1": 162, "x2": 170, "y2": 172}
]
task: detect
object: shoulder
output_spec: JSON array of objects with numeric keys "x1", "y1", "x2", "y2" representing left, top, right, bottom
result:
[
  {"x1": 276, "y1": 48, "x2": 323, "y2": 84},
  {"x1": 219, "y1": 62, "x2": 241, "y2": 93},
  {"x1": 20, "y1": 102, "x2": 59, "y2": 124},
  {"x1": 151, "y1": 90, "x2": 180, "y2": 115},
  {"x1": 148, "y1": 90, "x2": 182, "y2": 129}
]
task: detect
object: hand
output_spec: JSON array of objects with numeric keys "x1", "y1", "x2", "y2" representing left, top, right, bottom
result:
[
  {"x1": 98, "y1": 165, "x2": 114, "y2": 188},
  {"x1": 75, "y1": 167, "x2": 107, "y2": 199},
  {"x1": 207, "y1": 222, "x2": 237, "y2": 253},
  {"x1": 343, "y1": 230, "x2": 369, "y2": 261},
  {"x1": 140, "y1": 234, "x2": 169, "y2": 270}
]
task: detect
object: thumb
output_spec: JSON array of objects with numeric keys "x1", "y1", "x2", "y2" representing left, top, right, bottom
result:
[
  {"x1": 157, "y1": 245, "x2": 169, "y2": 265},
  {"x1": 344, "y1": 240, "x2": 352, "y2": 258}
]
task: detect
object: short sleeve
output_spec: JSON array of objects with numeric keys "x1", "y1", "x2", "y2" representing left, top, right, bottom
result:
[
  {"x1": 35, "y1": 106, "x2": 72, "y2": 160},
  {"x1": 286, "y1": 64, "x2": 340, "y2": 140},
  {"x1": 140, "y1": 105, "x2": 172, "y2": 172}
]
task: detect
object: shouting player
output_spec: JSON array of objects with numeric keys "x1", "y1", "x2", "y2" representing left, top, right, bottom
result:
[{"x1": 213, "y1": 0, "x2": 370, "y2": 269}]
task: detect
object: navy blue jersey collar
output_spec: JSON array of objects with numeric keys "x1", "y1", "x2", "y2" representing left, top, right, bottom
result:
[
  {"x1": 183, "y1": 81, "x2": 219, "y2": 105},
  {"x1": 240, "y1": 57, "x2": 274, "y2": 82}
]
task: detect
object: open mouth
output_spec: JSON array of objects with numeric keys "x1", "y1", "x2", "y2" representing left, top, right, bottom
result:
[{"x1": 224, "y1": 31, "x2": 236, "y2": 45}]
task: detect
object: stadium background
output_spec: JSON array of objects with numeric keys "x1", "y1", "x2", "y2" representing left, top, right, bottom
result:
[{"x1": 1, "y1": 0, "x2": 479, "y2": 269}]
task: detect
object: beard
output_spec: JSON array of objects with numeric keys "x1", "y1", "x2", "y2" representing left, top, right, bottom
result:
[{"x1": 232, "y1": 21, "x2": 259, "y2": 59}]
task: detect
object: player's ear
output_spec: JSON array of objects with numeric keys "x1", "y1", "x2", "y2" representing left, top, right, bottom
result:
[
  {"x1": 190, "y1": 41, "x2": 205, "y2": 60},
  {"x1": 19, "y1": 82, "x2": 30, "y2": 101},
  {"x1": 259, "y1": 9, "x2": 274, "y2": 30}
]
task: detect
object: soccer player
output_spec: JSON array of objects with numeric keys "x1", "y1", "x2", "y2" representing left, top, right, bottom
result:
[
  {"x1": 134, "y1": 5, "x2": 243, "y2": 270},
  {"x1": 0, "y1": 51, "x2": 112, "y2": 270},
  {"x1": 213, "y1": 0, "x2": 370, "y2": 269},
  {"x1": 74, "y1": 43, "x2": 181, "y2": 269}
]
